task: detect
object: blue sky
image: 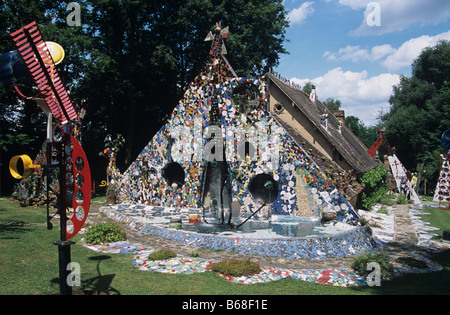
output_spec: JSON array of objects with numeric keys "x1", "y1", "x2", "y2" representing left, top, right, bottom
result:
[{"x1": 275, "y1": 0, "x2": 450, "y2": 125}]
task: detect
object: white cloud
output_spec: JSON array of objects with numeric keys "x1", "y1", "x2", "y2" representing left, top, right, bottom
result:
[
  {"x1": 337, "y1": 0, "x2": 368, "y2": 10},
  {"x1": 287, "y1": 2, "x2": 315, "y2": 24},
  {"x1": 341, "y1": 0, "x2": 450, "y2": 35},
  {"x1": 323, "y1": 44, "x2": 395, "y2": 62},
  {"x1": 323, "y1": 30, "x2": 450, "y2": 71},
  {"x1": 371, "y1": 44, "x2": 396, "y2": 61},
  {"x1": 290, "y1": 68, "x2": 400, "y2": 125},
  {"x1": 382, "y1": 30, "x2": 450, "y2": 70}
]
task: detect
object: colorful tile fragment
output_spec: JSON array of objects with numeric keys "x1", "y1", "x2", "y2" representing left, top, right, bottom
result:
[
  {"x1": 217, "y1": 266, "x2": 292, "y2": 284},
  {"x1": 290, "y1": 269, "x2": 367, "y2": 287},
  {"x1": 132, "y1": 249, "x2": 213, "y2": 274},
  {"x1": 80, "y1": 240, "x2": 147, "y2": 254}
]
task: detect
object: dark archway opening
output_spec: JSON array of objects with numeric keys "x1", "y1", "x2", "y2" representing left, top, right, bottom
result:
[
  {"x1": 248, "y1": 173, "x2": 279, "y2": 204},
  {"x1": 162, "y1": 162, "x2": 185, "y2": 189}
]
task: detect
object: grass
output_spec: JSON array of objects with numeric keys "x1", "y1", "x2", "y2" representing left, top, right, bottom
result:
[
  {"x1": 1, "y1": 197, "x2": 450, "y2": 295},
  {"x1": 418, "y1": 205, "x2": 450, "y2": 238}
]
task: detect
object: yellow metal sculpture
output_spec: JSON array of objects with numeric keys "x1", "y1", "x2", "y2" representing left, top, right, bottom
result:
[{"x1": 9, "y1": 154, "x2": 40, "y2": 179}]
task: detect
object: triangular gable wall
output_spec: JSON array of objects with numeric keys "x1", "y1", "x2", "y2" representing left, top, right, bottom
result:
[
  {"x1": 388, "y1": 154, "x2": 421, "y2": 204},
  {"x1": 116, "y1": 56, "x2": 358, "y2": 222},
  {"x1": 433, "y1": 154, "x2": 450, "y2": 209}
]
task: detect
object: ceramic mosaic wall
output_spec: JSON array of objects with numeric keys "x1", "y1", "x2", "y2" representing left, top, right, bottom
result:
[
  {"x1": 116, "y1": 56, "x2": 358, "y2": 222},
  {"x1": 100, "y1": 206, "x2": 380, "y2": 259}
]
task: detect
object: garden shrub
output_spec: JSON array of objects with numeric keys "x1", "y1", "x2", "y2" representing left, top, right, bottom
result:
[
  {"x1": 357, "y1": 165, "x2": 389, "y2": 210},
  {"x1": 351, "y1": 252, "x2": 395, "y2": 280},
  {"x1": 189, "y1": 250, "x2": 199, "y2": 258},
  {"x1": 83, "y1": 222, "x2": 127, "y2": 245},
  {"x1": 358, "y1": 217, "x2": 368, "y2": 226},
  {"x1": 147, "y1": 249, "x2": 177, "y2": 261},
  {"x1": 396, "y1": 194, "x2": 408, "y2": 205},
  {"x1": 381, "y1": 194, "x2": 396, "y2": 206},
  {"x1": 211, "y1": 259, "x2": 261, "y2": 277},
  {"x1": 377, "y1": 207, "x2": 389, "y2": 214}
]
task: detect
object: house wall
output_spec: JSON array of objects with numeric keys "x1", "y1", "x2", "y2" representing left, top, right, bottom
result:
[{"x1": 268, "y1": 83, "x2": 353, "y2": 172}]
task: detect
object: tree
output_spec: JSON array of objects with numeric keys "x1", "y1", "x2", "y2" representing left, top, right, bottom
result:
[
  {"x1": 0, "y1": 0, "x2": 68, "y2": 195},
  {"x1": 345, "y1": 116, "x2": 381, "y2": 150},
  {"x1": 215, "y1": 0, "x2": 289, "y2": 76},
  {"x1": 302, "y1": 81, "x2": 313, "y2": 94},
  {"x1": 1, "y1": 0, "x2": 290, "y2": 194},
  {"x1": 77, "y1": 0, "x2": 289, "y2": 168},
  {"x1": 381, "y1": 40, "x2": 450, "y2": 184},
  {"x1": 322, "y1": 98, "x2": 341, "y2": 112}
]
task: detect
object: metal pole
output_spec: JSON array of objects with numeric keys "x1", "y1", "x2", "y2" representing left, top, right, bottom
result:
[
  {"x1": 235, "y1": 203, "x2": 266, "y2": 229},
  {"x1": 54, "y1": 130, "x2": 74, "y2": 295},
  {"x1": 54, "y1": 240, "x2": 75, "y2": 295},
  {"x1": 46, "y1": 114, "x2": 54, "y2": 230}
]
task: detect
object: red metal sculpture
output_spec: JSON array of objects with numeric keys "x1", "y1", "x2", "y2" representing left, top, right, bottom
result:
[
  {"x1": 10, "y1": 21, "x2": 77, "y2": 123},
  {"x1": 367, "y1": 128, "x2": 392, "y2": 158},
  {"x1": 65, "y1": 134, "x2": 91, "y2": 240}
]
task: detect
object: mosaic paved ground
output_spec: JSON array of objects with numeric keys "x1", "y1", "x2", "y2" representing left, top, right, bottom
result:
[{"x1": 80, "y1": 202, "x2": 448, "y2": 287}]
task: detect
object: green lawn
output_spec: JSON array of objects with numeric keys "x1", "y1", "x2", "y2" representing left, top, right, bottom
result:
[
  {"x1": 1, "y1": 198, "x2": 449, "y2": 295},
  {"x1": 418, "y1": 205, "x2": 450, "y2": 238}
]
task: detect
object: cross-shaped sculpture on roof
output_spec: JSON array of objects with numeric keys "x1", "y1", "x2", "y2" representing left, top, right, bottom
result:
[{"x1": 204, "y1": 22, "x2": 229, "y2": 56}]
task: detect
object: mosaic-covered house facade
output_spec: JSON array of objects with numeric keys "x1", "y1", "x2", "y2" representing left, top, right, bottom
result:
[
  {"x1": 267, "y1": 73, "x2": 378, "y2": 206},
  {"x1": 267, "y1": 73, "x2": 377, "y2": 174},
  {"x1": 115, "y1": 50, "x2": 359, "y2": 223}
]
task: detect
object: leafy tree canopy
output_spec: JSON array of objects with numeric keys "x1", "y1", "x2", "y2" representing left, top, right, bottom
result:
[
  {"x1": 381, "y1": 40, "x2": 450, "y2": 183},
  {"x1": 322, "y1": 98, "x2": 341, "y2": 113},
  {"x1": 0, "y1": 0, "x2": 289, "y2": 194}
]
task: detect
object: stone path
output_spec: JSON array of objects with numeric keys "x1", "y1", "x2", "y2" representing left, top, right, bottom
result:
[
  {"x1": 381, "y1": 205, "x2": 420, "y2": 260},
  {"x1": 84, "y1": 203, "x2": 428, "y2": 270}
]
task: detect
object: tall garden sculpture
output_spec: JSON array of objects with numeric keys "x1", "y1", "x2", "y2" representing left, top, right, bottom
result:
[{"x1": 6, "y1": 21, "x2": 91, "y2": 295}]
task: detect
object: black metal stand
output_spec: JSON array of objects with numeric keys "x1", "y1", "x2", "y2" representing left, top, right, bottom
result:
[
  {"x1": 54, "y1": 240, "x2": 75, "y2": 295},
  {"x1": 46, "y1": 132, "x2": 75, "y2": 295},
  {"x1": 235, "y1": 203, "x2": 266, "y2": 229}
]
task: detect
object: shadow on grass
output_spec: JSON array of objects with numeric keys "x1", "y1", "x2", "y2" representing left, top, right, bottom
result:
[
  {"x1": 51, "y1": 255, "x2": 121, "y2": 295},
  {"x1": 350, "y1": 250, "x2": 450, "y2": 295},
  {"x1": 0, "y1": 221, "x2": 32, "y2": 239}
]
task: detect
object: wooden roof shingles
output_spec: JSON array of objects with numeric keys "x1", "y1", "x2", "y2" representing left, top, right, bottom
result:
[{"x1": 267, "y1": 73, "x2": 377, "y2": 174}]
